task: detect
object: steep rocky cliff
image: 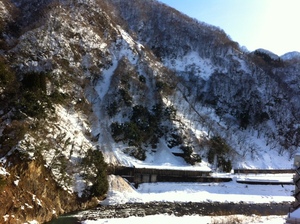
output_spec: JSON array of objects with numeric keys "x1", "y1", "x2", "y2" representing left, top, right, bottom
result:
[{"x1": 0, "y1": 153, "x2": 100, "y2": 223}]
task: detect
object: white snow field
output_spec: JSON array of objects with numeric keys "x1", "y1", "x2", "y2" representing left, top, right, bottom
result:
[
  {"x1": 78, "y1": 174, "x2": 294, "y2": 223},
  {"x1": 82, "y1": 214, "x2": 287, "y2": 224},
  {"x1": 101, "y1": 175, "x2": 293, "y2": 205}
]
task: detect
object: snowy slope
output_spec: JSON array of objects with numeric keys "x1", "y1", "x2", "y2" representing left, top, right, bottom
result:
[
  {"x1": 4, "y1": 0, "x2": 298, "y2": 172},
  {"x1": 0, "y1": 0, "x2": 299, "y2": 200},
  {"x1": 254, "y1": 48, "x2": 280, "y2": 60},
  {"x1": 1, "y1": 0, "x2": 300, "y2": 222},
  {"x1": 105, "y1": 0, "x2": 300, "y2": 170},
  {"x1": 281, "y1": 51, "x2": 300, "y2": 61}
]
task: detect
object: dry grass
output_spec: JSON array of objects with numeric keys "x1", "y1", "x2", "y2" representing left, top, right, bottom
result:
[{"x1": 211, "y1": 215, "x2": 243, "y2": 224}]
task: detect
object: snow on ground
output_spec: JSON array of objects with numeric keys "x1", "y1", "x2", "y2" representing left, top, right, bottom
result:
[
  {"x1": 163, "y1": 51, "x2": 217, "y2": 80},
  {"x1": 136, "y1": 181, "x2": 292, "y2": 204},
  {"x1": 289, "y1": 207, "x2": 300, "y2": 220},
  {"x1": 281, "y1": 51, "x2": 300, "y2": 61},
  {"x1": 100, "y1": 175, "x2": 140, "y2": 205},
  {"x1": 27, "y1": 221, "x2": 39, "y2": 224},
  {"x1": 102, "y1": 125, "x2": 294, "y2": 171},
  {"x1": 0, "y1": 166, "x2": 8, "y2": 176},
  {"x1": 94, "y1": 57, "x2": 118, "y2": 101},
  {"x1": 101, "y1": 175, "x2": 294, "y2": 206},
  {"x1": 235, "y1": 173, "x2": 293, "y2": 183},
  {"x1": 134, "y1": 140, "x2": 211, "y2": 171},
  {"x1": 90, "y1": 174, "x2": 293, "y2": 224},
  {"x1": 82, "y1": 214, "x2": 287, "y2": 224},
  {"x1": 104, "y1": 137, "x2": 212, "y2": 170}
]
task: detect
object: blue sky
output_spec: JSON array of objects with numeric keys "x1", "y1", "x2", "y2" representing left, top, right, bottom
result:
[{"x1": 159, "y1": 0, "x2": 300, "y2": 55}]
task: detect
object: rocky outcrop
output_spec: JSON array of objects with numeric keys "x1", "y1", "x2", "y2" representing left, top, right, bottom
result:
[{"x1": 0, "y1": 152, "x2": 100, "y2": 223}]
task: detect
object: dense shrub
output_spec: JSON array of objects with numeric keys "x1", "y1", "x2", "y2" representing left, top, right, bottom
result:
[
  {"x1": 253, "y1": 50, "x2": 284, "y2": 67},
  {"x1": 49, "y1": 90, "x2": 69, "y2": 104},
  {"x1": 167, "y1": 133, "x2": 183, "y2": 148},
  {"x1": 0, "y1": 59, "x2": 15, "y2": 86},
  {"x1": 22, "y1": 72, "x2": 46, "y2": 92},
  {"x1": 152, "y1": 103, "x2": 163, "y2": 117},
  {"x1": 0, "y1": 175, "x2": 6, "y2": 191},
  {"x1": 255, "y1": 111, "x2": 270, "y2": 124},
  {"x1": 181, "y1": 145, "x2": 201, "y2": 165},
  {"x1": 110, "y1": 104, "x2": 179, "y2": 160},
  {"x1": 139, "y1": 75, "x2": 146, "y2": 83},
  {"x1": 239, "y1": 111, "x2": 250, "y2": 129},
  {"x1": 0, "y1": 120, "x2": 29, "y2": 157},
  {"x1": 123, "y1": 147, "x2": 146, "y2": 161},
  {"x1": 217, "y1": 156, "x2": 232, "y2": 172},
  {"x1": 111, "y1": 104, "x2": 166, "y2": 159},
  {"x1": 0, "y1": 67, "x2": 57, "y2": 120},
  {"x1": 81, "y1": 148, "x2": 108, "y2": 197},
  {"x1": 15, "y1": 90, "x2": 54, "y2": 119},
  {"x1": 207, "y1": 136, "x2": 232, "y2": 172},
  {"x1": 0, "y1": 59, "x2": 19, "y2": 112},
  {"x1": 107, "y1": 101, "x2": 119, "y2": 117},
  {"x1": 164, "y1": 105, "x2": 177, "y2": 120},
  {"x1": 119, "y1": 88, "x2": 132, "y2": 106}
]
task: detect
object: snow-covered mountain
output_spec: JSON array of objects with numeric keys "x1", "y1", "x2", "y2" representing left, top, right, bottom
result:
[
  {"x1": 105, "y1": 0, "x2": 300, "y2": 168},
  {"x1": 281, "y1": 51, "x2": 300, "y2": 61},
  {"x1": 0, "y1": 0, "x2": 299, "y2": 222},
  {"x1": 253, "y1": 48, "x2": 280, "y2": 60}
]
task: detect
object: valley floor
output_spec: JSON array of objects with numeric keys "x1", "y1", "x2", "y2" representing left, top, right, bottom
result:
[
  {"x1": 101, "y1": 174, "x2": 294, "y2": 205},
  {"x1": 82, "y1": 214, "x2": 287, "y2": 224},
  {"x1": 77, "y1": 174, "x2": 294, "y2": 223}
]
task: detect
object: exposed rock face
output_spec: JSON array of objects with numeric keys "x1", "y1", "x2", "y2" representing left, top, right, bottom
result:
[{"x1": 0, "y1": 153, "x2": 100, "y2": 223}]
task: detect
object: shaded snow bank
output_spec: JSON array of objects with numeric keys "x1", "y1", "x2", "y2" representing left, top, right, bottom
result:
[{"x1": 289, "y1": 208, "x2": 300, "y2": 219}]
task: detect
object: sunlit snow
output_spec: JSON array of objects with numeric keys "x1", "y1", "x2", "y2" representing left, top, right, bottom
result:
[{"x1": 82, "y1": 214, "x2": 287, "y2": 224}]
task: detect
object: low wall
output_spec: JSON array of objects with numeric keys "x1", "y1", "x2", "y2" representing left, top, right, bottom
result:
[
  {"x1": 236, "y1": 180, "x2": 293, "y2": 185},
  {"x1": 234, "y1": 169, "x2": 294, "y2": 174}
]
